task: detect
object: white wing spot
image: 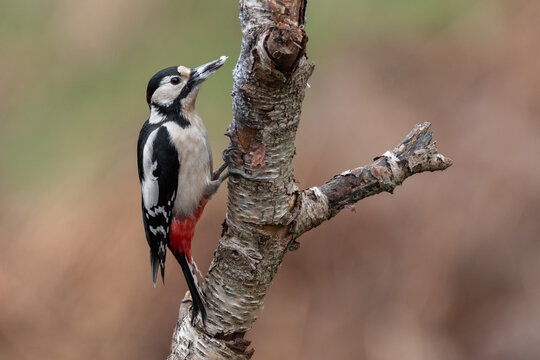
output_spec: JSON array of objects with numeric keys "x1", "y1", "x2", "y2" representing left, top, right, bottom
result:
[
  {"x1": 154, "y1": 206, "x2": 168, "y2": 221},
  {"x1": 142, "y1": 128, "x2": 160, "y2": 209},
  {"x1": 149, "y1": 225, "x2": 167, "y2": 236},
  {"x1": 146, "y1": 206, "x2": 171, "y2": 221},
  {"x1": 150, "y1": 161, "x2": 158, "y2": 177}
]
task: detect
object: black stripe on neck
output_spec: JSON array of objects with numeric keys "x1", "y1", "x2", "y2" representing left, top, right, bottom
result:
[{"x1": 152, "y1": 103, "x2": 191, "y2": 129}]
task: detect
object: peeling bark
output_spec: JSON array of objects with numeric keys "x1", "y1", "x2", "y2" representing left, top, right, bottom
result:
[
  {"x1": 167, "y1": 1, "x2": 452, "y2": 359},
  {"x1": 293, "y1": 122, "x2": 452, "y2": 238}
]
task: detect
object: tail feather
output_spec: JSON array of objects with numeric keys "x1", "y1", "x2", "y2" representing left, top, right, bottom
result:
[
  {"x1": 150, "y1": 246, "x2": 166, "y2": 287},
  {"x1": 175, "y1": 251, "x2": 207, "y2": 324},
  {"x1": 160, "y1": 261, "x2": 165, "y2": 285},
  {"x1": 150, "y1": 251, "x2": 159, "y2": 287}
]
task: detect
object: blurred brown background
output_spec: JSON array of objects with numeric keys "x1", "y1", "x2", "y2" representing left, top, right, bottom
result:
[{"x1": 1, "y1": 0, "x2": 539, "y2": 359}]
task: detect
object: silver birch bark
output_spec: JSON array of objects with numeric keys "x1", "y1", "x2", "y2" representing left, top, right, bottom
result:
[{"x1": 167, "y1": 1, "x2": 452, "y2": 359}]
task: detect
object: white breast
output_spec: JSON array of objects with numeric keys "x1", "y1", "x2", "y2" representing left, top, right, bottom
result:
[{"x1": 163, "y1": 120, "x2": 212, "y2": 218}]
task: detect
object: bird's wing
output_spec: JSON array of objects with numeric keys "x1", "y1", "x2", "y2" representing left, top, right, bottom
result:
[{"x1": 137, "y1": 124, "x2": 179, "y2": 285}]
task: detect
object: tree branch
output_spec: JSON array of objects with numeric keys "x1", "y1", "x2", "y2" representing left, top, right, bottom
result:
[
  {"x1": 166, "y1": 1, "x2": 451, "y2": 359},
  {"x1": 293, "y1": 122, "x2": 453, "y2": 238}
]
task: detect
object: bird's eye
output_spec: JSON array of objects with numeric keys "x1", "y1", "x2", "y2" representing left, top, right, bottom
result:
[{"x1": 170, "y1": 77, "x2": 180, "y2": 85}]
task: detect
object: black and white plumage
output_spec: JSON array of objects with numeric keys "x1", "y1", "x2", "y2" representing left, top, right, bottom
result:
[
  {"x1": 137, "y1": 123, "x2": 178, "y2": 283},
  {"x1": 137, "y1": 56, "x2": 228, "y2": 324}
]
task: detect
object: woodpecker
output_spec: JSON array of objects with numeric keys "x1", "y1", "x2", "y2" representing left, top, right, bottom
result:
[{"x1": 137, "y1": 56, "x2": 228, "y2": 324}]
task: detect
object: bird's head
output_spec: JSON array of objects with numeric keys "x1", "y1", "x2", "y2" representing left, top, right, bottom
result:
[{"x1": 146, "y1": 56, "x2": 227, "y2": 114}]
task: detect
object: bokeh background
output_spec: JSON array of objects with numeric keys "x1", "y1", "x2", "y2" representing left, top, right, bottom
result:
[{"x1": 1, "y1": 0, "x2": 539, "y2": 359}]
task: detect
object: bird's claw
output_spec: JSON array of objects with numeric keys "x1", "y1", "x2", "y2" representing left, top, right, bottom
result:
[
  {"x1": 228, "y1": 167, "x2": 258, "y2": 181},
  {"x1": 220, "y1": 147, "x2": 260, "y2": 182}
]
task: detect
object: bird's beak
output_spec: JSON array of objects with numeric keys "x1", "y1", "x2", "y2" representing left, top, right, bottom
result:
[{"x1": 191, "y1": 56, "x2": 228, "y2": 83}]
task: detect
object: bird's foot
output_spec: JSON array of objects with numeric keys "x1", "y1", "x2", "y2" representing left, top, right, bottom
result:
[
  {"x1": 212, "y1": 161, "x2": 228, "y2": 181},
  {"x1": 206, "y1": 152, "x2": 232, "y2": 198},
  {"x1": 205, "y1": 172, "x2": 229, "y2": 198},
  {"x1": 220, "y1": 147, "x2": 261, "y2": 182}
]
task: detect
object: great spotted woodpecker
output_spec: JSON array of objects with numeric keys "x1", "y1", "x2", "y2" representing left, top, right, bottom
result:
[{"x1": 137, "y1": 56, "x2": 228, "y2": 324}]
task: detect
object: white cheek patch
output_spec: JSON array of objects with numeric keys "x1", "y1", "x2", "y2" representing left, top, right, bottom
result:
[
  {"x1": 151, "y1": 76, "x2": 187, "y2": 106},
  {"x1": 152, "y1": 83, "x2": 181, "y2": 106}
]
